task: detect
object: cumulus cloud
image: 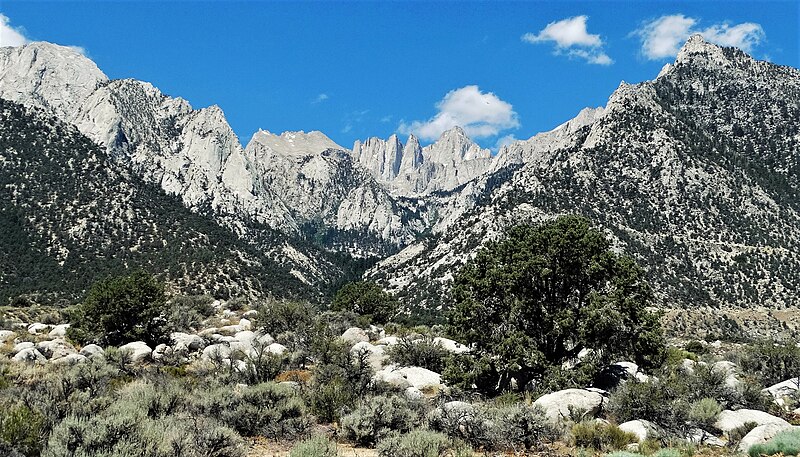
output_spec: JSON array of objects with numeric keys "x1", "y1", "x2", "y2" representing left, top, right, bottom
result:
[
  {"x1": 312, "y1": 93, "x2": 329, "y2": 104},
  {"x1": 633, "y1": 14, "x2": 765, "y2": 60},
  {"x1": 494, "y1": 134, "x2": 517, "y2": 151},
  {"x1": 398, "y1": 85, "x2": 519, "y2": 141},
  {"x1": 0, "y1": 13, "x2": 29, "y2": 47},
  {"x1": 522, "y1": 16, "x2": 613, "y2": 65}
]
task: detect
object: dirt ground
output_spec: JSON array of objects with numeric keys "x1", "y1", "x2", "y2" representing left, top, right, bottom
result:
[{"x1": 246, "y1": 437, "x2": 378, "y2": 457}]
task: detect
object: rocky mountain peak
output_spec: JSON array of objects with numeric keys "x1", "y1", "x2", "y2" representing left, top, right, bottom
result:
[
  {"x1": 0, "y1": 41, "x2": 108, "y2": 120},
  {"x1": 675, "y1": 34, "x2": 746, "y2": 69},
  {"x1": 425, "y1": 126, "x2": 491, "y2": 164},
  {"x1": 248, "y1": 129, "x2": 343, "y2": 156}
]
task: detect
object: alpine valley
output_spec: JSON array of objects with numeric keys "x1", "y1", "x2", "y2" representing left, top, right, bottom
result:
[{"x1": 1, "y1": 36, "x2": 799, "y2": 337}]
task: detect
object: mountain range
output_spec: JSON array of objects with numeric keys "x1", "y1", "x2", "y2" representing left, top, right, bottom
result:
[{"x1": 1, "y1": 36, "x2": 798, "y2": 327}]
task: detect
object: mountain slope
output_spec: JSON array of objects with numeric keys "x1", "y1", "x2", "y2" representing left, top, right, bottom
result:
[
  {"x1": 367, "y1": 36, "x2": 800, "y2": 317},
  {"x1": 0, "y1": 98, "x2": 321, "y2": 303},
  {"x1": 0, "y1": 42, "x2": 449, "y2": 259}
]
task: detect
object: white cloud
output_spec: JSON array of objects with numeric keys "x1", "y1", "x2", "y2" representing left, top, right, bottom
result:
[
  {"x1": 0, "y1": 13, "x2": 29, "y2": 47},
  {"x1": 398, "y1": 85, "x2": 519, "y2": 141},
  {"x1": 311, "y1": 93, "x2": 329, "y2": 104},
  {"x1": 634, "y1": 14, "x2": 765, "y2": 60},
  {"x1": 522, "y1": 16, "x2": 613, "y2": 65},
  {"x1": 701, "y1": 22, "x2": 764, "y2": 51},
  {"x1": 494, "y1": 134, "x2": 517, "y2": 151}
]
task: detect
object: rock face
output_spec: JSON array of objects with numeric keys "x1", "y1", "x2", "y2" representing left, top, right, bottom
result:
[
  {"x1": 533, "y1": 388, "x2": 604, "y2": 422},
  {"x1": 352, "y1": 127, "x2": 493, "y2": 195}
]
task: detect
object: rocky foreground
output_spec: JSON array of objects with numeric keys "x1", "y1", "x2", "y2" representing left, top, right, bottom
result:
[{"x1": 3, "y1": 301, "x2": 800, "y2": 456}]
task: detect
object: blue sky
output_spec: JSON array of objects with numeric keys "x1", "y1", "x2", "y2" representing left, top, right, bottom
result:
[{"x1": 1, "y1": 1, "x2": 797, "y2": 150}]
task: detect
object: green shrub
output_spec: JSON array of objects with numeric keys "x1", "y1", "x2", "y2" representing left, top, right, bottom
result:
[
  {"x1": 43, "y1": 412, "x2": 245, "y2": 457},
  {"x1": 0, "y1": 403, "x2": 44, "y2": 457},
  {"x1": 377, "y1": 430, "x2": 452, "y2": 457},
  {"x1": 254, "y1": 300, "x2": 317, "y2": 351},
  {"x1": 67, "y1": 270, "x2": 168, "y2": 347},
  {"x1": 665, "y1": 347, "x2": 697, "y2": 366},
  {"x1": 571, "y1": 421, "x2": 638, "y2": 451},
  {"x1": 684, "y1": 341, "x2": 707, "y2": 355},
  {"x1": 165, "y1": 294, "x2": 215, "y2": 332},
  {"x1": 290, "y1": 435, "x2": 339, "y2": 457},
  {"x1": 748, "y1": 428, "x2": 800, "y2": 457},
  {"x1": 605, "y1": 452, "x2": 643, "y2": 457},
  {"x1": 386, "y1": 337, "x2": 449, "y2": 373},
  {"x1": 608, "y1": 363, "x2": 740, "y2": 435},
  {"x1": 688, "y1": 398, "x2": 722, "y2": 429},
  {"x1": 428, "y1": 402, "x2": 493, "y2": 449},
  {"x1": 492, "y1": 403, "x2": 556, "y2": 450},
  {"x1": 652, "y1": 448, "x2": 682, "y2": 457},
  {"x1": 331, "y1": 281, "x2": 398, "y2": 325},
  {"x1": 427, "y1": 402, "x2": 553, "y2": 452},
  {"x1": 740, "y1": 340, "x2": 800, "y2": 387},
  {"x1": 728, "y1": 421, "x2": 759, "y2": 447},
  {"x1": 341, "y1": 395, "x2": 421, "y2": 446},
  {"x1": 307, "y1": 337, "x2": 376, "y2": 423},
  {"x1": 192, "y1": 382, "x2": 310, "y2": 439}
]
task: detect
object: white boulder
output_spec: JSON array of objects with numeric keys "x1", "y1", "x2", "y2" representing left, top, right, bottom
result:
[
  {"x1": 714, "y1": 409, "x2": 790, "y2": 435},
  {"x1": 686, "y1": 428, "x2": 725, "y2": 447},
  {"x1": 737, "y1": 423, "x2": 800, "y2": 453},
  {"x1": 397, "y1": 366, "x2": 445, "y2": 391},
  {"x1": 405, "y1": 386, "x2": 424, "y2": 400},
  {"x1": 433, "y1": 337, "x2": 470, "y2": 353},
  {"x1": 341, "y1": 327, "x2": 369, "y2": 345},
  {"x1": 171, "y1": 332, "x2": 205, "y2": 353},
  {"x1": 79, "y1": 344, "x2": 104, "y2": 357},
  {"x1": 619, "y1": 419, "x2": 661, "y2": 442},
  {"x1": 12, "y1": 341, "x2": 34, "y2": 354},
  {"x1": 711, "y1": 361, "x2": 741, "y2": 389},
  {"x1": 48, "y1": 324, "x2": 70, "y2": 338},
  {"x1": 27, "y1": 323, "x2": 49, "y2": 335},
  {"x1": 37, "y1": 339, "x2": 77, "y2": 359},
  {"x1": 764, "y1": 378, "x2": 800, "y2": 404},
  {"x1": 351, "y1": 341, "x2": 387, "y2": 370},
  {"x1": 202, "y1": 343, "x2": 232, "y2": 360},
  {"x1": 51, "y1": 353, "x2": 87, "y2": 365},
  {"x1": 374, "y1": 368, "x2": 412, "y2": 389},
  {"x1": 118, "y1": 341, "x2": 152, "y2": 363},
  {"x1": 267, "y1": 343, "x2": 288, "y2": 355},
  {"x1": 0, "y1": 330, "x2": 15, "y2": 344},
  {"x1": 533, "y1": 389, "x2": 604, "y2": 422},
  {"x1": 376, "y1": 336, "x2": 400, "y2": 346},
  {"x1": 13, "y1": 347, "x2": 45, "y2": 363}
]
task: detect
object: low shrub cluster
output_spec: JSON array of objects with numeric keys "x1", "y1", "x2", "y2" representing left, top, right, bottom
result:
[
  {"x1": 607, "y1": 363, "x2": 758, "y2": 436},
  {"x1": 376, "y1": 430, "x2": 453, "y2": 457},
  {"x1": 385, "y1": 336, "x2": 450, "y2": 373},
  {"x1": 290, "y1": 435, "x2": 338, "y2": 457},
  {"x1": 428, "y1": 402, "x2": 557, "y2": 452},
  {"x1": 341, "y1": 395, "x2": 424, "y2": 446},
  {"x1": 571, "y1": 420, "x2": 637, "y2": 451}
]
